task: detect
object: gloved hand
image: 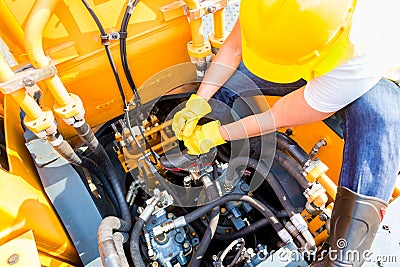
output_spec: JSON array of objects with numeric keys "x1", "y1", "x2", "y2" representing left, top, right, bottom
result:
[
  {"x1": 172, "y1": 94, "x2": 211, "y2": 140},
  {"x1": 183, "y1": 120, "x2": 226, "y2": 155}
]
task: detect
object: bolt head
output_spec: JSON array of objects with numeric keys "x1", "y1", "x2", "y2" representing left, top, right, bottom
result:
[{"x1": 7, "y1": 254, "x2": 19, "y2": 265}]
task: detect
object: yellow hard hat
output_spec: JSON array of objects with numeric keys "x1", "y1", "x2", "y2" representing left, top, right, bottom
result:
[{"x1": 240, "y1": 0, "x2": 357, "y2": 83}]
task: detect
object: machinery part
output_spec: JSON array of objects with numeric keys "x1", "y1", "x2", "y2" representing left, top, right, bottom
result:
[
  {"x1": 145, "y1": 210, "x2": 197, "y2": 267},
  {"x1": 160, "y1": 147, "x2": 216, "y2": 171},
  {"x1": 153, "y1": 194, "x2": 292, "y2": 245},
  {"x1": 214, "y1": 238, "x2": 245, "y2": 267},
  {"x1": 274, "y1": 150, "x2": 310, "y2": 190},
  {"x1": 25, "y1": 136, "x2": 103, "y2": 266},
  {"x1": 130, "y1": 193, "x2": 162, "y2": 267},
  {"x1": 98, "y1": 217, "x2": 130, "y2": 267},
  {"x1": 276, "y1": 132, "x2": 310, "y2": 166},
  {"x1": 303, "y1": 158, "x2": 337, "y2": 199},
  {"x1": 189, "y1": 174, "x2": 220, "y2": 267},
  {"x1": 309, "y1": 138, "x2": 328, "y2": 158},
  {"x1": 226, "y1": 156, "x2": 316, "y2": 250}
]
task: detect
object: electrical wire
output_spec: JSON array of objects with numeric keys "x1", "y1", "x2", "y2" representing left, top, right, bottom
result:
[
  {"x1": 81, "y1": 0, "x2": 128, "y2": 111},
  {"x1": 81, "y1": 0, "x2": 158, "y2": 165}
]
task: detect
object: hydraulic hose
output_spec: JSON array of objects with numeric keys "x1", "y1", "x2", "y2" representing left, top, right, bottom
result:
[
  {"x1": 48, "y1": 135, "x2": 82, "y2": 165},
  {"x1": 130, "y1": 218, "x2": 146, "y2": 267},
  {"x1": 120, "y1": 0, "x2": 140, "y2": 100},
  {"x1": 80, "y1": 156, "x2": 120, "y2": 215},
  {"x1": 113, "y1": 232, "x2": 129, "y2": 267},
  {"x1": 189, "y1": 174, "x2": 220, "y2": 267},
  {"x1": 130, "y1": 195, "x2": 160, "y2": 267},
  {"x1": 226, "y1": 157, "x2": 298, "y2": 216},
  {"x1": 81, "y1": 0, "x2": 128, "y2": 110},
  {"x1": 274, "y1": 150, "x2": 310, "y2": 190},
  {"x1": 184, "y1": 194, "x2": 286, "y2": 237},
  {"x1": 98, "y1": 217, "x2": 131, "y2": 267},
  {"x1": 276, "y1": 132, "x2": 310, "y2": 166},
  {"x1": 75, "y1": 122, "x2": 132, "y2": 229}
]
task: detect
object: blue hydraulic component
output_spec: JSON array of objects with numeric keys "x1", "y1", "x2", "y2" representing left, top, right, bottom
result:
[{"x1": 145, "y1": 209, "x2": 199, "y2": 267}]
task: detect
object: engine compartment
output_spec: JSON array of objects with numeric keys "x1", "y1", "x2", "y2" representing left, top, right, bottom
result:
[{"x1": 83, "y1": 94, "x2": 340, "y2": 266}]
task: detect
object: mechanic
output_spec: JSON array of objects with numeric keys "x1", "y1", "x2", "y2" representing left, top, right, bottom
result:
[{"x1": 172, "y1": 1, "x2": 400, "y2": 266}]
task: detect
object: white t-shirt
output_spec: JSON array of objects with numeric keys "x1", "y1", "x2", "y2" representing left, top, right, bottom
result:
[{"x1": 304, "y1": 0, "x2": 400, "y2": 113}]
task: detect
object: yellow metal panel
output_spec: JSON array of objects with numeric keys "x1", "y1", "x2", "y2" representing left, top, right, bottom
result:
[
  {"x1": 0, "y1": 95, "x2": 80, "y2": 265},
  {"x1": 0, "y1": 231, "x2": 40, "y2": 267}
]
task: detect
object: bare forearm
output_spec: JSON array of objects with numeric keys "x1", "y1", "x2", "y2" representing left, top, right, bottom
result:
[{"x1": 219, "y1": 87, "x2": 334, "y2": 141}]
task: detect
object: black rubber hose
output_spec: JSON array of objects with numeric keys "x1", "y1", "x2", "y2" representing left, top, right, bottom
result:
[
  {"x1": 129, "y1": 218, "x2": 146, "y2": 267},
  {"x1": 81, "y1": 0, "x2": 128, "y2": 110},
  {"x1": 274, "y1": 150, "x2": 310, "y2": 190},
  {"x1": 80, "y1": 156, "x2": 121, "y2": 215},
  {"x1": 75, "y1": 122, "x2": 132, "y2": 230},
  {"x1": 48, "y1": 135, "x2": 82, "y2": 165},
  {"x1": 226, "y1": 157, "x2": 298, "y2": 217},
  {"x1": 189, "y1": 175, "x2": 220, "y2": 267},
  {"x1": 276, "y1": 132, "x2": 310, "y2": 165},
  {"x1": 184, "y1": 194, "x2": 285, "y2": 234},
  {"x1": 120, "y1": 0, "x2": 140, "y2": 99}
]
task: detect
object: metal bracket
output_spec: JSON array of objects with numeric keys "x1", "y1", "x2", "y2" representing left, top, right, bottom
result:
[
  {"x1": 0, "y1": 62, "x2": 57, "y2": 94},
  {"x1": 160, "y1": 0, "x2": 239, "y2": 21}
]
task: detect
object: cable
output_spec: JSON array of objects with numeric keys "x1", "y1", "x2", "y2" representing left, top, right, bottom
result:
[{"x1": 81, "y1": 0, "x2": 128, "y2": 110}]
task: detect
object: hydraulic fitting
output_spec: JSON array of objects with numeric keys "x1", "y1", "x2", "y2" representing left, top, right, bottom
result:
[
  {"x1": 277, "y1": 228, "x2": 293, "y2": 245},
  {"x1": 303, "y1": 159, "x2": 337, "y2": 199},
  {"x1": 152, "y1": 216, "x2": 187, "y2": 237},
  {"x1": 290, "y1": 213, "x2": 316, "y2": 250},
  {"x1": 303, "y1": 183, "x2": 328, "y2": 209}
]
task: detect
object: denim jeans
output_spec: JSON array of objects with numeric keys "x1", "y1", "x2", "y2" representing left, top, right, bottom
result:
[{"x1": 211, "y1": 62, "x2": 400, "y2": 202}]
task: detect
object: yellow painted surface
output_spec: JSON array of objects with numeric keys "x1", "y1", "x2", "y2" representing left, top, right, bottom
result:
[
  {"x1": 0, "y1": 95, "x2": 80, "y2": 266},
  {"x1": 0, "y1": 231, "x2": 40, "y2": 267}
]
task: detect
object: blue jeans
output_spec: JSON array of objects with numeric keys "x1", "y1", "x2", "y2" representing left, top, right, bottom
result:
[{"x1": 211, "y1": 62, "x2": 400, "y2": 202}]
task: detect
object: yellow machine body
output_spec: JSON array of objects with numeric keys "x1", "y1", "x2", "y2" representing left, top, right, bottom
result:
[{"x1": 0, "y1": 1, "x2": 398, "y2": 266}]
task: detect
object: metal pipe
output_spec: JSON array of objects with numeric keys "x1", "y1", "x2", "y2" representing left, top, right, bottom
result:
[
  {"x1": 24, "y1": 0, "x2": 72, "y2": 107},
  {"x1": 213, "y1": 9, "x2": 225, "y2": 40}
]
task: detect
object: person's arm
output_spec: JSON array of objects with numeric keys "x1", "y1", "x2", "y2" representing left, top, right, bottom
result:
[
  {"x1": 196, "y1": 20, "x2": 243, "y2": 100},
  {"x1": 219, "y1": 86, "x2": 334, "y2": 141}
]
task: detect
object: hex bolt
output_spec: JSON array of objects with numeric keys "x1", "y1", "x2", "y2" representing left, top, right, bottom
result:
[
  {"x1": 23, "y1": 78, "x2": 35, "y2": 87},
  {"x1": 7, "y1": 254, "x2": 19, "y2": 265},
  {"x1": 207, "y1": 5, "x2": 217, "y2": 13}
]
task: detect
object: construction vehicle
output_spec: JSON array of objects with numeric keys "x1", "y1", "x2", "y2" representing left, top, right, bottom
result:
[{"x1": 0, "y1": 0, "x2": 399, "y2": 266}]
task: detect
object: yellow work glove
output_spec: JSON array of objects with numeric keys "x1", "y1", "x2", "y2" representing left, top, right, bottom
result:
[
  {"x1": 183, "y1": 120, "x2": 226, "y2": 155},
  {"x1": 172, "y1": 94, "x2": 211, "y2": 140}
]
